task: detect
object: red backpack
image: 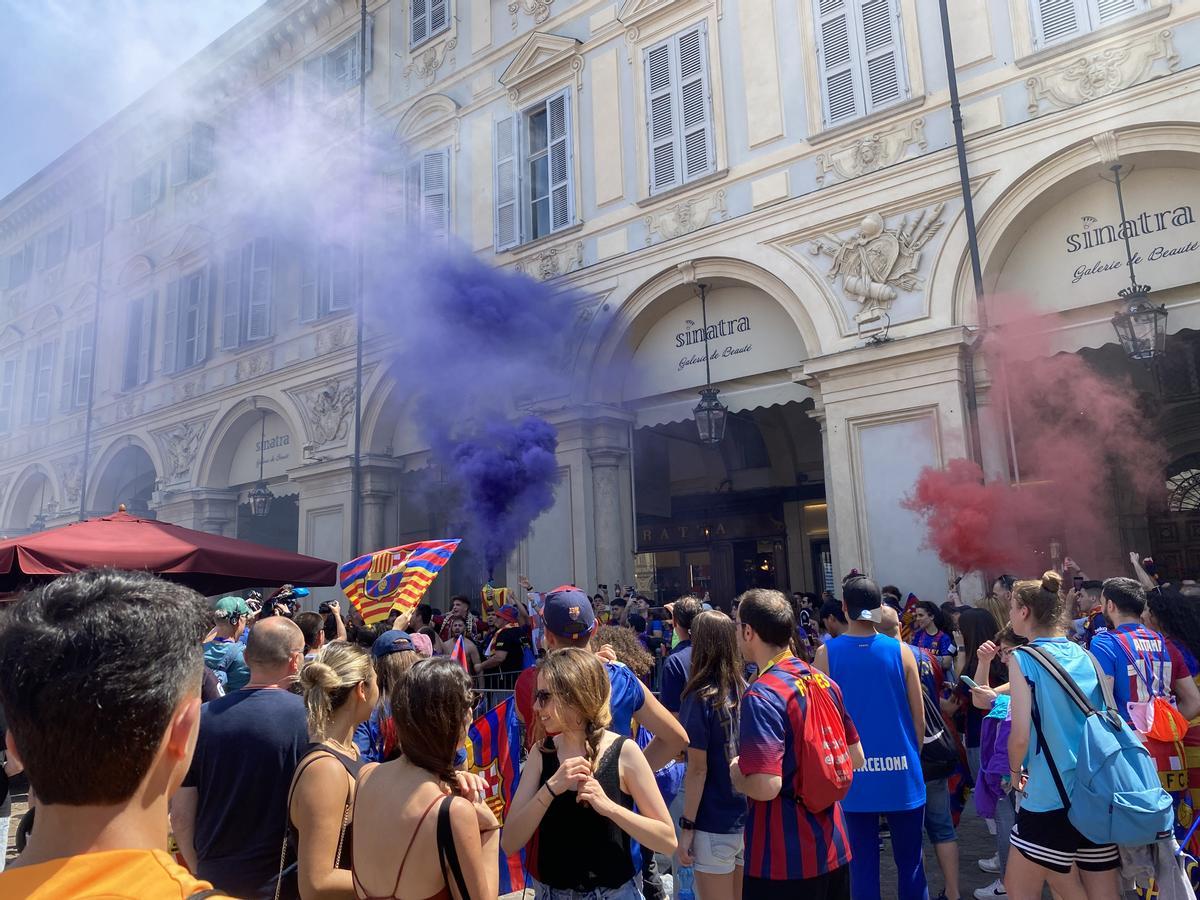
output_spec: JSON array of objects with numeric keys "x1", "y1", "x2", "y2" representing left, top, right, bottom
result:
[{"x1": 796, "y1": 670, "x2": 855, "y2": 811}]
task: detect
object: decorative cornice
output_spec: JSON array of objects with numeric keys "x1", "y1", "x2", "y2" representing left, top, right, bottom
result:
[
  {"x1": 499, "y1": 32, "x2": 583, "y2": 103},
  {"x1": 513, "y1": 239, "x2": 585, "y2": 281},
  {"x1": 644, "y1": 189, "x2": 727, "y2": 246},
  {"x1": 1026, "y1": 29, "x2": 1179, "y2": 115}
]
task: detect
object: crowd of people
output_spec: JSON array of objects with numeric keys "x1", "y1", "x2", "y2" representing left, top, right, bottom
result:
[{"x1": 1, "y1": 554, "x2": 1199, "y2": 899}]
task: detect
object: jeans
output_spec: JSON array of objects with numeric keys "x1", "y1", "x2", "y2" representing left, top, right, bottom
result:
[
  {"x1": 532, "y1": 877, "x2": 645, "y2": 899},
  {"x1": 993, "y1": 792, "x2": 1017, "y2": 876},
  {"x1": 923, "y1": 778, "x2": 956, "y2": 844},
  {"x1": 0, "y1": 803, "x2": 9, "y2": 873},
  {"x1": 845, "y1": 808, "x2": 929, "y2": 900}
]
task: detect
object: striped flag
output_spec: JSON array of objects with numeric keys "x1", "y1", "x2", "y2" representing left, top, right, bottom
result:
[
  {"x1": 464, "y1": 696, "x2": 525, "y2": 894},
  {"x1": 900, "y1": 592, "x2": 920, "y2": 643},
  {"x1": 339, "y1": 539, "x2": 460, "y2": 625},
  {"x1": 451, "y1": 635, "x2": 470, "y2": 673}
]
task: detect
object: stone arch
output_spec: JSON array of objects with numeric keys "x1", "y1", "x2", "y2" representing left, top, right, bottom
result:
[
  {"x1": 193, "y1": 395, "x2": 306, "y2": 489},
  {"x1": 87, "y1": 435, "x2": 160, "y2": 515},
  {"x1": 582, "y1": 257, "x2": 822, "y2": 411},
  {"x1": 394, "y1": 93, "x2": 460, "y2": 146},
  {"x1": 3, "y1": 463, "x2": 59, "y2": 531},
  {"x1": 360, "y1": 363, "x2": 418, "y2": 458},
  {"x1": 117, "y1": 254, "x2": 155, "y2": 288},
  {"x1": 952, "y1": 122, "x2": 1200, "y2": 329}
]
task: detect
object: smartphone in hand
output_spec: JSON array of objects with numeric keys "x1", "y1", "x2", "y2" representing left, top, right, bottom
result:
[{"x1": 959, "y1": 675, "x2": 979, "y2": 690}]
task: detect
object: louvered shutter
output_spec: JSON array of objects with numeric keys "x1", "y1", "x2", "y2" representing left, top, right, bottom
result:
[
  {"x1": 422, "y1": 150, "x2": 450, "y2": 242},
  {"x1": 139, "y1": 292, "x2": 155, "y2": 384},
  {"x1": 247, "y1": 238, "x2": 273, "y2": 340},
  {"x1": 405, "y1": 160, "x2": 422, "y2": 230},
  {"x1": 75, "y1": 322, "x2": 94, "y2": 408},
  {"x1": 222, "y1": 248, "x2": 242, "y2": 350},
  {"x1": 677, "y1": 25, "x2": 715, "y2": 181},
  {"x1": 430, "y1": 0, "x2": 448, "y2": 36},
  {"x1": 303, "y1": 56, "x2": 324, "y2": 105},
  {"x1": 0, "y1": 358, "x2": 16, "y2": 432},
  {"x1": 330, "y1": 246, "x2": 352, "y2": 311},
  {"x1": 20, "y1": 349, "x2": 36, "y2": 425},
  {"x1": 301, "y1": 250, "x2": 319, "y2": 322},
  {"x1": 60, "y1": 328, "x2": 78, "y2": 411},
  {"x1": 815, "y1": 0, "x2": 861, "y2": 126},
  {"x1": 163, "y1": 279, "x2": 180, "y2": 373},
  {"x1": 362, "y1": 15, "x2": 375, "y2": 77},
  {"x1": 411, "y1": 0, "x2": 429, "y2": 46},
  {"x1": 859, "y1": 0, "x2": 905, "y2": 112},
  {"x1": 34, "y1": 342, "x2": 54, "y2": 422},
  {"x1": 1094, "y1": 0, "x2": 1143, "y2": 24},
  {"x1": 494, "y1": 115, "x2": 520, "y2": 250},
  {"x1": 123, "y1": 300, "x2": 141, "y2": 390},
  {"x1": 547, "y1": 90, "x2": 574, "y2": 232},
  {"x1": 195, "y1": 265, "x2": 212, "y2": 364},
  {"x1": 645, "y1": 40, "x2": 679, "y2": 193},
  {"x1": 1031, "y1": 0, "x2": 1086, "y2": 48}
]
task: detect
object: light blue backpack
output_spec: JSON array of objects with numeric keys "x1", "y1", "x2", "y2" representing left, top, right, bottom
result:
[{"x1": 1018, "y1": 643, "x2": 1173, "y2": 847}]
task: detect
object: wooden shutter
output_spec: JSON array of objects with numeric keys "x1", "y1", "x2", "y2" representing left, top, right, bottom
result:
[
  {"x1": 1031, "y1": 0, "x2": 1086, "y2": 47},
  {"x1": 0, "y1": 358, "x2": 16, "y2": 432},
  {"x1": 859, "y1": 0, "x2": 905, "y2": 112},
  {"x1": 421, "y1": 150, "x2": 450, "y2": 241},
  {"x1": 352, "y1": 15, "x2": 375, "y2": 81},
  {"x1": 60, "y1": 328, "x2": 78, "y2": 411},
  {"x1": 405, "y1": 160, "x2": 422, "y2": 230},
  {"x1": 247, "y1": 238, "x2": 273, "y2": 340},
  {"x1": 677, "y1": 25, "x2": 715, "y2": 181},
  {"x1": 75, "y1": 323, "x2": 94, "y2": 408},
  {"x1": 301, "y1": 249, "x2": 319, "y2": 322},
  {"x1": 547, "y1": 90, "x2": 573, "y2": 233},
  {"x1": 1094, "y1": 0, "x2": 1143, "y2": 24},
  {"x1": 815, "y1": 0, "x2": 861, "y2": 126},
  {"x1": 330, "y1": 246, "x2": 353, "y2": 311},
  {"x1": 222, "y1": 248, "x2": 242, "y2": 350},
  {"x1": 645, "y1": 40, "x2": 679, "y2": 193},
  {"x1": 123, "y1": 300, "x2": 142, "y2": 391},
  {"x1": 494, "y1": 115, "x2": 520, "y2": 250},
  {"x1": 196, "y1": 264, "x2": 213, "y2": 364},
  {"x1": 411, "y1": 0, "x2": 429, "y2": 46},
  {"x1": 139, "y1": 292, "x2": 155, "y2": 384},
  {"x1": 34, "y1": 341, "x2": 54, "y2": 422},
  {"x1": 21, "y1": 348, "x2": 36, "y2": 425},
  {"x1": 430, "y1": 0, "x2": 448, "y2": 36},
  {"x1": 163, "y1": 278, "x2": 180, "y2": 373}
]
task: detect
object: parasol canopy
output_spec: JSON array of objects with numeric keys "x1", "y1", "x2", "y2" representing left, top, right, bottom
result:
[{"x1": 0, "y1": 508, "x2": 337, "y2": 595}]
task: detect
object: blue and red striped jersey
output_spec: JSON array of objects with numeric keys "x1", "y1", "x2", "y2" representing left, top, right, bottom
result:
[{"x1": 738, "y1": 656, "x2": 857, "y2": 881}]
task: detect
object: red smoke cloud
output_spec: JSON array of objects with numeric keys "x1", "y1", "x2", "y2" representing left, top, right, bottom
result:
[{"x1": 905, "y1": 296, "x2": 1165, "y2": 579}]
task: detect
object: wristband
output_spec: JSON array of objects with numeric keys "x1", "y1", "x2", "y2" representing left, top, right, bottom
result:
[
  {"x1": 544, "y1": 782, "x2": 560, "y2": 799},
  {"x1": 679, "y1": 816, "x2": 696, "y2": 830}
]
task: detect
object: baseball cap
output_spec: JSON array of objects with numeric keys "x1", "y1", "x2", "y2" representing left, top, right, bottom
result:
[
  {"x1": 214, "y1": 596, "x2": 250, "y2": 620},
  {"x1": 843, "y1": 575, "x2": 883, "y2": 623},
  {"x1": 372, "y1": 629, "x2": 416, "y2": 659},
  {"x1": 494, "y1": 604, "x2": 520, "y2": 624},
  {"x1": 410, "y1": 633, "x2": 434, "y2": 658},
  {"x1": 542, "y1": 586, "x2": 596, "y2": 642}
]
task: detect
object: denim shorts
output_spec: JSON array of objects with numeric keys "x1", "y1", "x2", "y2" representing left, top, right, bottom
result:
[
  {"x1": 924, "y1": 777, "x2": 957, "y2": 844},
  {"x1": 531, "y1": 876, "x2": 644, "y2": 900},
  {"x1": 691, "y1": 829, "x2": 744, "y2": 875}
]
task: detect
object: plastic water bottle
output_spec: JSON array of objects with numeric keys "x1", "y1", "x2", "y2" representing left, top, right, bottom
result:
[{"x1": 677, "y1": 864, "x2": 695, "y2": 900}]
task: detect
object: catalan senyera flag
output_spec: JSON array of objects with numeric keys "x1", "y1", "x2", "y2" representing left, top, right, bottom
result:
[
  {"x1": 464, "y1": 696, "x2": 525, "y2": 894},
  {"x1": 340, "y1": 539, "x2": 460, "y2": 626},
  {"x1": 481, "y1": 584, "x2": 509, "y2": 624},
  {"x1": 900, "y1": 592, "x2": 920, "y2": 644},
  {"x1": 450, "y1": 635, "x2": 470, "y2": 673}
]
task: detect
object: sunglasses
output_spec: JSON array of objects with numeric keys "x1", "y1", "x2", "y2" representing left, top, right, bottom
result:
[{"x1": 533, "y1": 689, "x2": 554, "y2": 706}]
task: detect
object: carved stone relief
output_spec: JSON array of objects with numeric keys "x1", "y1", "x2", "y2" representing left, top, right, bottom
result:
[
  {"x1": 1026, "y1": 30, "x2": 1179, "y2": 114},
  {"x1": 53, "y1": 453, "x2": 84, "y2": 506},
  {"x1": 154, "y1": 420, "x2": 208, "y2": 483},
  {"x1": 402, "y1": 37, "x2": 458, "y2": 86},
  {"x1": 316, "y1": 320, "x2": 356, "y2": 356},
  {"x1": 816, "y1": 118, "x2": 926, "y2": 186},
  {"x1": 644, "y1": 190, "x2": 727, "y2": 246},
  {"x1": 509, "y1": 0, "x2": 555, "y2": 29},
  {"x1": 236, "y1": 352, "x2": 271, "y2": 383},
  {"x1": 808, "y1": 204, "x2": 945, "y2": 322},
  {"x1": 514, "y1": 241, "x2": 584, "y2": 281},
  {"x1": 295, "y1": 379, "x2": 356, "y2": 447}
]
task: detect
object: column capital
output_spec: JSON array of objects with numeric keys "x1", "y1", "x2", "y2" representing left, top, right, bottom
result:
[{"x1": 588, "y1": 447, "x2": 627, "y2": 468}]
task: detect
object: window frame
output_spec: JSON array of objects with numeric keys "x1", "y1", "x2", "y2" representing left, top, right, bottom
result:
[
  {"x1": 643, "y1": 22, "x2": 717, "y2": 197},
  {"x1": 221, "y1": 237, "x2": 274, "y2": 351},
  {"x1": 0, "y1": 355, "x2": 17, "y2": 434},
  {"x1": 131, "y1": 160, "x2": 166, "y2": 218},
  {"x1": 405, "y1": 149, "x2": 452, "y2": 243},
  {"x1": 410, "y1": 0, "x2": 451, "y2": 49},
  {"x1": 40, "y1": 220, "x2": 71, "y2": 270},
  {"x1": 813, "y1": 0, "x2": 909, "y2": 129},
  {"x1": 122, "y1": 291, "x2": 156, "y2": 391},
  {"x1": 163, "y1": 264, "x2": 212, "y2": 375},
  {"x1": 301, "y1": 243, "x2": 354, "y2": 322},
  {"x1": 1029, "y1": 0, "x2": 1150, "y2": 50},
  {"x1": 170, "y1": 122, "x2": 215, "y2": 187}
]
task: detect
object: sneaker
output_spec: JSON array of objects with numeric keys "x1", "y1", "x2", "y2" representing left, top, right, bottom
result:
[
  {"x1": 974, "y1": 878, "x2": 1006, "y2": 899},
  {"x1": 978, "y1": 854, "x2": 1001, "y2": 874}
]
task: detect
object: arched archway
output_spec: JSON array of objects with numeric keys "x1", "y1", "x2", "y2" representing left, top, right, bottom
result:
[
  {"x1": 4, "y1": 465, "x2": 58, "y2": 534},
  {"x1": 89, "y1": 441, "x2": 158, "y2": 516}
]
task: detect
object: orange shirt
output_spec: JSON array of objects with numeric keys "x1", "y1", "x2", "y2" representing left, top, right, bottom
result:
[{"x1": 0, "y1": 848, "x2": 229, "y2": 899}]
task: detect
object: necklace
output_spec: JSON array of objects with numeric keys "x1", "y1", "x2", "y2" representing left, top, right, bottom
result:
[{"x1": 324, "y1": 735, "x2": 360, "y2": 758}]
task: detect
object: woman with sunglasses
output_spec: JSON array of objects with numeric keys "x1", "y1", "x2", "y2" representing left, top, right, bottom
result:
[{"x1": 503, "y1": 648, "x2": 676, "y2": 898}]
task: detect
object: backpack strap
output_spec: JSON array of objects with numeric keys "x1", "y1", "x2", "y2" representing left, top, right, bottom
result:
[
  {"x1": 1027, "y1": 678, "x2": 1072, "y2": 812},
  {"x1": 436, "y1": 795, "x2": 472, "y2": 900},
  {"x1": 1015, "y1": 644, "x2": 1123, "y2": 729},
  {"x1": 1113, "y1": 629, "x2": 1168, "y2": 699}
]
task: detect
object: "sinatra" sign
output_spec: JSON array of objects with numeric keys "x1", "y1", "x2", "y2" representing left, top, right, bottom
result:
[{"x1": 675, "y1": 316, "x2": 753, "y2": 373}]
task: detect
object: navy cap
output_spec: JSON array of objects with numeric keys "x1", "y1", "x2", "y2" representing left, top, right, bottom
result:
[
  {"x1": 372, "y1": 629, "x2": 416, "y2": 659},
  {"x1": 542, "y1": 586, "x2": 596, "y2": 642}
]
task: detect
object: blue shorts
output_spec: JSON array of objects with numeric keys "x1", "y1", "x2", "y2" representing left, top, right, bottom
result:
[{"x1": 924, "y1": 777, "x2": 957, "y2": 844}]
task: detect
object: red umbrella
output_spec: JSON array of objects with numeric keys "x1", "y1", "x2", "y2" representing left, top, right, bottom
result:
[{"x1": 0, "y1": 507, "x2": 337, "y2": 595}]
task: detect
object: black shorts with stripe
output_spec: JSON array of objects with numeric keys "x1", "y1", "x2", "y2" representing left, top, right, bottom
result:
[{"x1": 1010, "y1": 807, "x2": 1120, "y2": 875}]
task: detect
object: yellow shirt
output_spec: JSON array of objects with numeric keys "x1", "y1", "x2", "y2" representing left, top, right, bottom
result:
[{"x1": 0, "y1": 848, "x2": 230, "y2": 899}]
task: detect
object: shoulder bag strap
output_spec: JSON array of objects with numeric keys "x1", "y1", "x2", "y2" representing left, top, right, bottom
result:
[
  {"x1": 1027, "y1": 678, "x2": 1072, "y2": 811},
  {"x1": 1113, "y1": 630, "x2": 1159, "y2": 697},
  {"x1": 331, "y1": 766, "x2": 354, "y2": 869},
  {"x1": 1015, "y1": 645, "x2": 1099, "y2": 717},
  {"x1": 274, "y1": 750, "x2": 335, "y2": 900},
  {"x1": 436, "y1": 795, "x2": 472, "y2": 900}
]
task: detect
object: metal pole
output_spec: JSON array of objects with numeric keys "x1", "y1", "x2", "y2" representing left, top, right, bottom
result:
[
  {"x1": 77, "y1": 163, "x2": 111, "y2": 521},
  {"x1": 699, "y1": 282, "x2": 712, "y2": 386},
  {"x1": 350, "y1": 0, "x2": 368, "y2": 557},
  {"x1": 1111, "y1": 164, "x2": 1140, "y2": 293}
]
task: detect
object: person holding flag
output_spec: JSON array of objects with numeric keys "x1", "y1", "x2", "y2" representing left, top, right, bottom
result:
[
  {"x1": 449, "y1": 614, "x2": 482, "y2": 676},
  {"x1": 478, "y1": 605, "x2": 526, "y2": 691}
]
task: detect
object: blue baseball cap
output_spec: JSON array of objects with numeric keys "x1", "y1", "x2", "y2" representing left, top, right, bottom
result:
[
  {"x1": 542, "y1": 586, "x2": 595, "y2": 643},
  {"x1": 372, "y1": 629, "x2": 416, "y2": 659}
]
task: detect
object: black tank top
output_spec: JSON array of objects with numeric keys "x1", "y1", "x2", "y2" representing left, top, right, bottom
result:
[
  {"x1": 534, "y1": 735, "x2": 635, "y2": 891},
  {"x1": 288, "y1": 742, "x2": 366, "y2": 871}
]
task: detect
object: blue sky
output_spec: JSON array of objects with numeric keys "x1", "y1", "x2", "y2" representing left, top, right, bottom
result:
[{"x1": 0, "y1": 0, "x2": 264, "y2": 199}]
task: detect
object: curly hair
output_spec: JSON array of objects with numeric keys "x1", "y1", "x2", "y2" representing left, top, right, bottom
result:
[
  {"x1": 591, "y1": 625, "x2": 653, "y2": 676},
  {"x1": 1149, "y1": 587, "x2": 1200, "y2": 663}
]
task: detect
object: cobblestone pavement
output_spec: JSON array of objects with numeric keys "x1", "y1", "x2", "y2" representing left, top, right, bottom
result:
[{"x1": 7, "y1": 784, "x2": 1007, "y2": 899}]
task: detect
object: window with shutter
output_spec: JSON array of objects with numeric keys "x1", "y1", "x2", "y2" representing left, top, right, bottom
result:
[
  {"x1": 1031, "y1": 0, "x2": 1086, "y2": 47},
  {"x1": 20, "y1": 349, "x2": 36, "y2": 426},
  {"x1": 303, "y1": 56, "x2": 324, "y2": 105},
  {"x1": 163, "y1": 280, "x2": 180, "y2": 374},
  {"x1": 247, "y1": 238, "x2": 273, "y2": 341},
  {"x1": 859, "y1": 0, "x2": 904, "y2": 113},
  {"x1": 411, "y1": 0, "x2": 450, "y2": 48},
  {"x1": 74, "y1": 323, "x2": 94, "y2": 408},
  {"x1": 420, "y1": 150, "x2": 451, "y2": 242},
  {"x1": 644, "y1": 25, "x2": 716, "y2": 196},
  {"x1": 815, "y1": 0, "x2": 860, "y2": 126},
  {"x1": 138, "y1": 292, "x2": 155, "y2": 385},
  {"x1": 124, "y1": 298, "x2": 144, "y2": 391},
  {"x1": 494, "y1": 115, "x2": 519, "y2": 250},
  {"x1": 176, "y1": 268, "x2": 209, "y2": 371},
  {"x1": 813, "y1": 0, "x2": 907, "y2": 127},
  {"x1": 41, "y1": 221, "x2": 70, "y2": 270},
  {"x1": 31, "y1": 340, "x2": 54, "y2": 424},
  {"x1": 0, "y1": 357, "x2": 16, "y2": 433},
  {"x1": 1094, "y1": 0, "x2": 1144, "y2": 23},
  {"x1": 301, "y1": 252, "x2": 319, "y2": 322},
  {"x1": 547, "y1": 91, "x2": 573, "y2": 232},
  {"x1": 222, "y1": 248, "x2": 242, "y2": 351},
  {"x1": 131, "y1": 162, "x2": 165, "y2": 216},
  {"x1": 677, "y1": 26, "x2": 715, "y2": 182},
  {"x1": 316, "y1": 244, "x2": 353, "y2": 315},
  {"x1": 645, "y1": 42, "x2": 678, "y2": 193},
  {"x1": 60, "y1": 329, "x2": 78, "y2": 412}
]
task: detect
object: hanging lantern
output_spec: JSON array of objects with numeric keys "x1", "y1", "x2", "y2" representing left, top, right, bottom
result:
[
  {"x1": 693, "y1": 387, "x2": 728, "y2": 445},
  {"x1": 248, "y1": 410, "x2": 275, "y2": 518},
  {"x1": 1111, "y1": 287, "x2": 1168, "y2": 363}
]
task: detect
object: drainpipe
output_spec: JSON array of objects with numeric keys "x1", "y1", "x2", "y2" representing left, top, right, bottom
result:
[
  {"x1": 350, "y1": 0, "x2": 368, "y2": 557},
  {"x1": 77, "y1": 163, "x2": 112, "y2": 521},
  {"x1": 938, "y1": 0, "x2": 989, "y2": 472}
]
